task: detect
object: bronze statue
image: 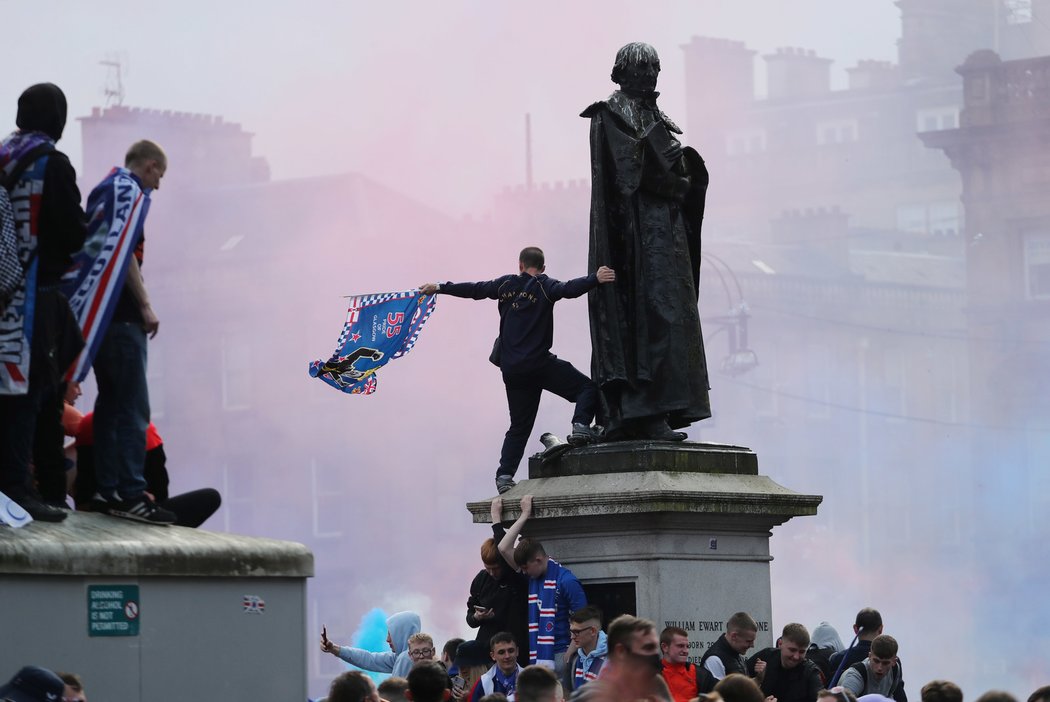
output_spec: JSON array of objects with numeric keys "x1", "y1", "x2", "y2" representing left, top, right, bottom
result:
[{"x1": 581, "y1": 42, "x2": 711, "y2": 441}]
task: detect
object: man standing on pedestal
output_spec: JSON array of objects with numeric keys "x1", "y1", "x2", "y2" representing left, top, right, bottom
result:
[
  {"x1": 498, "y1": 495, "x2": 587, "y2": 676},
  {"x1": 420, "y1": 248, "x2": 615, "y2": 494},
  {"x1": 582, "y1": 41, "x2": 711, "y2": 440},
  {"x1": 81, "y1": 140, "x2": 174, "y2": 524},
  {"x1": 0, "y1": 83, "x2": 86, "y2": 522}
]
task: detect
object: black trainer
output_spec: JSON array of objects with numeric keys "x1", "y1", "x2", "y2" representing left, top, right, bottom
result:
[
  {"x1": 90, "y1": 491, "x2": 118, "y2": 514},
  {"x1": 109, "y1": 495, "x2": 177, "y2": 525},
  {"x1": 495, "y1": 475, "x2": 517, "y2": 494},
  {"x1": 13, "y1": 494, "x2": 67, "y2": 523},
  {"x1": 568, "y1": 423, "x2": 599, "y2": 447}
]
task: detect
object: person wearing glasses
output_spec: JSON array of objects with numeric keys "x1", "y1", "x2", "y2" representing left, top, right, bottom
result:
[
  {"x1": 408, "y1": 634, "x2": 437, "y2": 664},
  {"x1": 321, "y1": 610, "x2": 422, "y2": 678},
  {"x1": 562, "y1": 607, "x2": 607, "y2": 693}
]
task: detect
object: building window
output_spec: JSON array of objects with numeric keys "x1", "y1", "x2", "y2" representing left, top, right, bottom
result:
[
  {"x1": 816, "y1": 119, "x2": 858, "y2": 145},
  {"x1": 310, "y1": 458, "x2": 343, "y2": 539},
  {"x1": 1023, "y1": 231, "x2": 1050, "y2": 300},
  {"x1": 895, "y1": 201, "x2": 962, "y2": 236},
  {"x1": 221, "y1": 332, "x2": 252, "y2": 410},
  {"x1": 725, "y1": 129, "x2": 767, "y2": 156},
  {"x1": 916, "y1": 106, "x2": 960, "y2": 132}
]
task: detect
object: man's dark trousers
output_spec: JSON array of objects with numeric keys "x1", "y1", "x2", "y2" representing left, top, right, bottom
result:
[{"x1": 497, "y1": 356, "x2": 597, "y2": 479}]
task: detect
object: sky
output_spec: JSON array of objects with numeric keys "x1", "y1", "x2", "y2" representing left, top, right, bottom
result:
[{"x1": 3, "y1": 1, "x2": 900, "y2": 214}]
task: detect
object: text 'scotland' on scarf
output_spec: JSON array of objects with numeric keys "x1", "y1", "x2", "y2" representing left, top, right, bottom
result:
[
  {"x1": 0, "y1": 131, "x2": 54, "y2": 395},
  {"x1": 309, "y1": 289, "x2": 436, "y2": 395},
  {"x1": 528, "y1": 559, "x2": 562, "y2": 668},
  {"x1": 62, "y1": 167, "x2": 149, "y2": 382}
]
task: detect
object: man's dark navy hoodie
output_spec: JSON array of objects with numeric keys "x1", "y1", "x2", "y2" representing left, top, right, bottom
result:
[{"x1": 440, "y1": 272, "x2": 598, "y2": 374}]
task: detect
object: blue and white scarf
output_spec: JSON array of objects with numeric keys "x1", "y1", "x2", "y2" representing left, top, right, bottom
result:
[
  {"x1": 0, "y1": 131, "x2": 54, "y2": 395},
  {"x1": 527, "y1": 559, "x2": 563, "y2": 667},
  {"x1": 573, "y1": 652, "x2": 605, "y2": 689},
  {"x1": 492, "y1": 667, "x2": 517, "y2": 699},
  {"x1": 62, "y1": 167, "x2": 150, "y2": 381}
]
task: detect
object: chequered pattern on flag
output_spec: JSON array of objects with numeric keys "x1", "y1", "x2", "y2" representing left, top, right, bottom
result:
[{"x1": 311, "y1": 289, "x2": 436, "y2": 396}]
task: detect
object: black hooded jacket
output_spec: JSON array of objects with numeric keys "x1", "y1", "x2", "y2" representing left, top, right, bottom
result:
[{"x1": 12, "y1": 83, "x2": 85, "y2": 284}]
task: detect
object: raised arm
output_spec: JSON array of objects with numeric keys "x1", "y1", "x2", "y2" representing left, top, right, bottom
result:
[{"x1": 497, "y1": 495, "x2": 532, "y2": 567}]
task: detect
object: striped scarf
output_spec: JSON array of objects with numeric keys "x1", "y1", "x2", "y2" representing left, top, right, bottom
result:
[
  {"x1": 573, "y1": 652, "x2": 605, "y2": 689},
  {"x1": 62, "y1": 167, "x2": 150, "y2": 381},
  {"x1": 0, "y1": 131, "x2": 54, "y2": 395},
  {"x1": 527, "y1": 559, "x2": 562, "y2": 667}
]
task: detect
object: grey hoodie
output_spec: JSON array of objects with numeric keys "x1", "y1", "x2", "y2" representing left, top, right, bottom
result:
[
  {"x1": 812, "y1": 622, "x2": 845, "y2": 652},
  {"x1": 337, "y1": 611, "x2": 421, "y2": 677}
]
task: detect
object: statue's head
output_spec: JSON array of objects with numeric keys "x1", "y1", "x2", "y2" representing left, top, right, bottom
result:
[{"x1": 611, "y1": 42, "x2": 660, "y2": 93}]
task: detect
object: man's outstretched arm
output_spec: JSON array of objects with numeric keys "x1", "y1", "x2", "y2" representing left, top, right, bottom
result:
[
  {"x1": 547, "y1": 266, "x2": 615, "y2": 300},
  {"x1": 497, "y1": 495, "x2": 533, "y2": 567},
  {"x1": 419, "y1": 276, "x2": 511, "y2": 300}
]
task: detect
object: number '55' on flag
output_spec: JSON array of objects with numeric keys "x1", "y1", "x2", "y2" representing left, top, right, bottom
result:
[{"x1": 308, "y1": 289, "x2": 436, "y2": 395}]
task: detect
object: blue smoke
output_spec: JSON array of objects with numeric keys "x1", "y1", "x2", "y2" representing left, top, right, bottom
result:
[{"x1": 342, "y1": 607, "x2": 391, "y2": 683}]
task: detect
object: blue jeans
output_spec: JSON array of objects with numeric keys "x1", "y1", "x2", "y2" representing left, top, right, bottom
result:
[{"x1": 93, "y1": 322, "x2": 150, "y2": 500}]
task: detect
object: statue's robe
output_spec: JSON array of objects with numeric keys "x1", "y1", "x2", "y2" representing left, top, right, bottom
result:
[{"x1": 581, "y1": 90, "x2": 711, "y2": 435}]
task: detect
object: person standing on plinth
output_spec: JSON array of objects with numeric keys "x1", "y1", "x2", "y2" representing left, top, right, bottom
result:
[
  {"x1": 420, "y1": 247, "x2": 615, "y2": 494},
  {"x1": 82, "y1": 140, "x2": 175, "y2": 525},
  {"x1": 581, "y1": 42, "x2": 711, "y2": 441}
]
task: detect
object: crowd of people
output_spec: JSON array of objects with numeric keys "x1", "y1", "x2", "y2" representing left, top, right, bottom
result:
[
  {"x1": 310, "y1": 496, "x2": 1047, "y2": 702},
  {"x1": 0, "y1": 83, "x2": 219, "y2": 527}
]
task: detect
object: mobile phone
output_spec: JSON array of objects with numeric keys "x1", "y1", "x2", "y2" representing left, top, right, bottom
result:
[{"x1": 452, "y1": 676, "x2": 466, "y2": 694}]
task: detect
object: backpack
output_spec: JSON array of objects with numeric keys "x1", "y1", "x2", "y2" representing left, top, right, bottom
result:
[
  {"x1": 0, "y1": 143, "x2": 55, "y2": 306},
  {"x1": 849, "y1": 659, "x2": 903, "y2": 698},
  {"x1": 690, "y1": 661, "x2": 715, "y2": 695}
]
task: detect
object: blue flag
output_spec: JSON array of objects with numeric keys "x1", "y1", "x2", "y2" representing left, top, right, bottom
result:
[{"x1": 309, "y1": 289, "x2": 436, "y2": 395}]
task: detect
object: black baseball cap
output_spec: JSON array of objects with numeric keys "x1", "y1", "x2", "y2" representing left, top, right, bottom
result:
[{"x1": 0, "y1": 666, "x2": 64, "y2": 702}]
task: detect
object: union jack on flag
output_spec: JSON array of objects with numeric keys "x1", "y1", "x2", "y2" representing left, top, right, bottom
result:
[
  {"x1": 309, "y1": 289, "x2": 436, "y2": 395},
  {"x1": 242, "y1": 595, "x2": 266, "y2": 614}
]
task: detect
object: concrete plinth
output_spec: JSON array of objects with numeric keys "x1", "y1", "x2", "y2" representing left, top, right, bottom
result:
[
  {"x1": 466, "y1": 441, "x2": 821, "y2": 657},
  {"x1": 0, "y1": 512, "x2": 313, "y2": 702}
]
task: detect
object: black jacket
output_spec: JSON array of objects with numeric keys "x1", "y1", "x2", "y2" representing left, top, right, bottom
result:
[
  {"x1": 748, "y1": 648, "x2": 823, "y2": 702},
  {"x1": 465, "y1": 523, "x2": 529, "y2": 665},
  {"x1": 36, "y1": 152, "x2": 86, "y2": 284},
  {"x1": 700, "y1": 633, "x2": 748, "y2": 677},
  {"x1": 441, "y1": 272, "x2": 597, "y2": 374}
]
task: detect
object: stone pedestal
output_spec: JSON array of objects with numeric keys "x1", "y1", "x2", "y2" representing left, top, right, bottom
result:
[
  {"x1": 0, "y1": 512, "x2": 313, "y2": 702},
  {"x1": 466, "y1": 441, "x2": 821, "y2": 656}
]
